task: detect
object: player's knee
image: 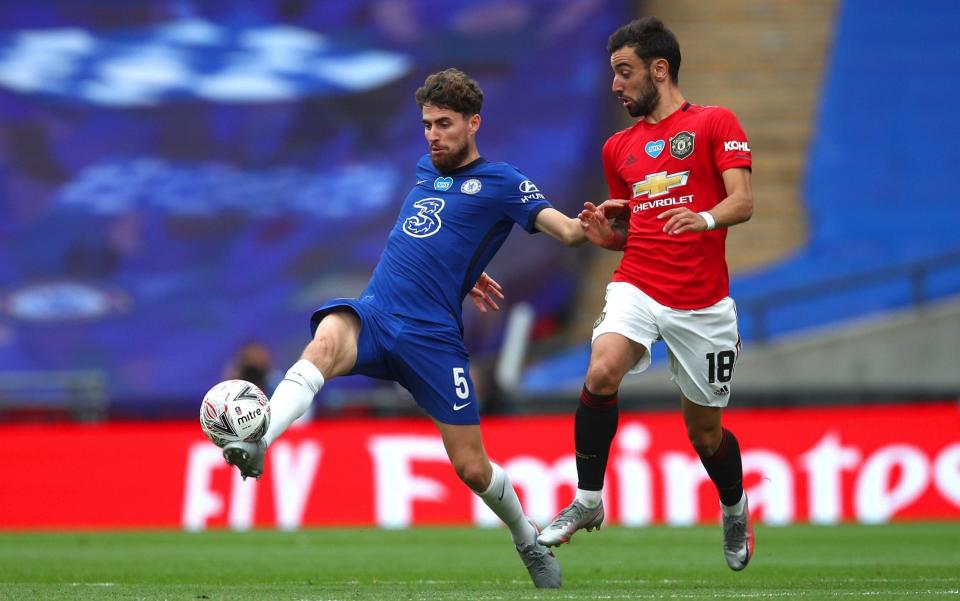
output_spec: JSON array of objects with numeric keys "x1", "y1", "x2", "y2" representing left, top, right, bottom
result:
[
  {"x1": 303, "y1": 334, "x2": 335, "y2": 365},
  {"x1": 303, "y1": 314, "x2": 358, "y2": 376},
  {"x1": 302, "y1": 332, "x2": 350, "y2": 378},
  {"x1": 687, "y1": 425, "x2": 722, "y2": 457},
  {"x1": 585, "y1": 361, "x2": 623, "y2": 395},
  {"x1": 453, "y1": 457, "x2": 489, "y2": 491}
]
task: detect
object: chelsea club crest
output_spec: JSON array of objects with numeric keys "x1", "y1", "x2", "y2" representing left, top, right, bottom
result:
[{"x1": 461, "y1": 178, "x2": 482, "y2": 195}]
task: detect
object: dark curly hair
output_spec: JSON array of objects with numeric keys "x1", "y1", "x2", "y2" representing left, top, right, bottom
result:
[
  {"x1": 608, "y1": 17, "x2": 681, "y2": 84},
  {"x1": 415, "y1": 68, "x2": 483, "y2": 116}
]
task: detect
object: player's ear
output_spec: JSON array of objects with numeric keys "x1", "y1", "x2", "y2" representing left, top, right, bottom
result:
[
  {"x1": 652, "y1": 58, "x2": 669, "y2": 84},
  {"x1": 469, "y1": 113, "x2": 481, "y2": 134}
]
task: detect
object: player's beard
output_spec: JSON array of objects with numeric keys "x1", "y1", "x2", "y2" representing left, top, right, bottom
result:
[
  {"x1": 624, "y1": 72, "x2": 660, "y2": 118},
  {"x1": 431, "y1": 140, "x2": 471, "y2": 173}
]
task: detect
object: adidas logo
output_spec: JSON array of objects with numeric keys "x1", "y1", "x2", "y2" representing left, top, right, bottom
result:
[{"x1": 713, "y1": 385, "x2": 729, "y2": 396}]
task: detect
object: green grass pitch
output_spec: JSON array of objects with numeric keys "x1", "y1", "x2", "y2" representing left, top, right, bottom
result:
[{"x1": 1, "y1": 523, "x2": 957, "y2": 600}]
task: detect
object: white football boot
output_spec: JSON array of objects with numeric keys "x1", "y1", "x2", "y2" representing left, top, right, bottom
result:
[{"x1": 222, "y1": 439, "x2": 266, "y2": 480}]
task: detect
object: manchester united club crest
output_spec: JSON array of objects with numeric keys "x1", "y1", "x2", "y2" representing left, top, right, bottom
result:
[{"x1": 669, "y1": 131, "x2": 695, "y2": 160}]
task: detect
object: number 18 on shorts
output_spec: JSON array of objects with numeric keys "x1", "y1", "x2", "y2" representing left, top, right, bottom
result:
[{"x1": 592, "y1": 281, "x2": 740, "y2": 407}]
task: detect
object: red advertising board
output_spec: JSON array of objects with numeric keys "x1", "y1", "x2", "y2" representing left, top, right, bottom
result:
[{"x1": 2, "y1": 403, "x2": 958, "y2": 530}]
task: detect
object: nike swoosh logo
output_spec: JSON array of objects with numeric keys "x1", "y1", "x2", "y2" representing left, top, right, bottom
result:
[
  {"x1": 416, "y1": 179, "x2": 429, "y2": 185},
  {"x1": 498, "y1": 480, "x2": 506, "y2": 502},
  {"x1": 279, "y1": 377, "x2": 305, "y2": 388},
  {"x1": 453, "y1": 401, "x2": 471, "y2": 411}
]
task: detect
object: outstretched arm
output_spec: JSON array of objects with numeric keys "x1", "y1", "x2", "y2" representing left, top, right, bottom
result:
[{"x1": 534, "y1": 207, "x2": 588, "y2": 246}]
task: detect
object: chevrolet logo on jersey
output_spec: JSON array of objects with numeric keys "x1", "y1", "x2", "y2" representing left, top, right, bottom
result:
[{"x1": 632, "y1": 170, "x2": 690, "y2": 198}]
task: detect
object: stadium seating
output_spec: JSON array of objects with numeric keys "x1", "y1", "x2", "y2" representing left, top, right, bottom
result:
[
  {"x1": 522, "y1": 0, "x2": 960, "y2": 393},
  {"x1": 0, "y1": 2, "x2": 625, "y2": 413}
]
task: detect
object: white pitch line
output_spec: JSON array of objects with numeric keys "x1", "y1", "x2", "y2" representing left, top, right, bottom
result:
[
  {"x1": 428, "y1": 591, "x2": 957, "y2": 601},
  {"x1": 289, "y1": 589, "x2": 960, "y2": 601}
]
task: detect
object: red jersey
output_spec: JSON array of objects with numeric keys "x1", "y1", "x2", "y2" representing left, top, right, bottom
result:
[{"x1": 602, "y1": 102, "x2": 751, "y2": 309}]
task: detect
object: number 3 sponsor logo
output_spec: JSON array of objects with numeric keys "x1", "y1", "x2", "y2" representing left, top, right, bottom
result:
[{"x1": 402, "y1": 197, "x2": 445, "y2": 238}]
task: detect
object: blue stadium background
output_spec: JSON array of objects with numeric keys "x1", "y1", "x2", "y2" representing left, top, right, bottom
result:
[
  {"x1": 1, "y1": 0, "x2": 958, "y2": 414},
  {"x1": 0, "y1": 1, "x2": 622, "y2": 413}
]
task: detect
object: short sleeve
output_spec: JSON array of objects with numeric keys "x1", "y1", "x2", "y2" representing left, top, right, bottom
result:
[
  {"x1": 501, "y1": 169, "x2": 552, "y2": 233},
  {"x1": 602, "y1": 135, "x2": 631, "y2": 219},
  {"x1": 710, "y1": 107, "x2": 752, "y2": 172},
  {"x1": 602, "y1": 135, "x2": 632, "y2": 200}
]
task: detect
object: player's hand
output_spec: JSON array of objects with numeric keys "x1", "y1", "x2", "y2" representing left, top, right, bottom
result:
[
  {"x1": 469, "y1": 272, "x2": 504, "y2": 313},
  {"x1": 579, "y1": 199, "x2": 627, "y2": 249},
  {"x1": 595, "y1": 198, "x2": 630, "y2": 219},
  {"x1": 658, "y1": 207, "x2": 710, "y2": 235}
]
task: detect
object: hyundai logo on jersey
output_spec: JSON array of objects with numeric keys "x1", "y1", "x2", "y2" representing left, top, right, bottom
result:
[
  {"x1": 434, "y1": 177, "x2": 453, "y2": 191},
  {"x1": 518, "y1": 180, "x2": 539, "y2": 193},
  {"x1": 645, "y1": 140, "x2": 665, "y2": 158}
]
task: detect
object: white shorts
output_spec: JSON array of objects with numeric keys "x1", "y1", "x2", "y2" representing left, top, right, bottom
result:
[{"x1": 591, "y1": 281, "x2": 741, "y2": 407}]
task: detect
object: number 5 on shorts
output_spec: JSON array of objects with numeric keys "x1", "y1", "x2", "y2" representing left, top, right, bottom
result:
[{"x1": 452, "y1": 367, "x2": 470, "y2": 400}]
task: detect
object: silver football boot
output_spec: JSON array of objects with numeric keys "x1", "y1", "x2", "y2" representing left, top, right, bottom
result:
[
  {"x1": 222, "y1": 439, "x2": 267, "y2": 480},
  {"x1": 516, "y1": 519, "x2": 561, "y2": 588},
  {"x1": 722, "y1": 498, "x2": 754, "y2": 571},
  {"x1": 537, "y1": 500, "x2": 604, "y2": 547}
]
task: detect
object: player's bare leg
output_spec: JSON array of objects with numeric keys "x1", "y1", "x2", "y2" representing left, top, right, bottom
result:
[
  {"x1": 539, "y1": 333, "x2": 643, "y2": 547},
  {"x1": 436, "y1": 421, "x2": 561, "y2": 588},
  {"x1": 683, "y1": 397, "x2": 753, "y2": 570},
  {"x1": 224, "y1": 311, "x2": 359, "y2": 479}
]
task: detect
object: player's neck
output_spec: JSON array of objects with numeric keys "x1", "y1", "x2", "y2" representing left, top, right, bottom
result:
[
  {"x1": 447, "y1": 147, "x2": 481, "y2": 172},
  {"x1": 643, "y1": 88, "x2": 686, "y2": 125}
]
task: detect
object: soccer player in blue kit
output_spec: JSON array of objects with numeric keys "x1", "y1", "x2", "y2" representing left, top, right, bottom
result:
[{"x1": 222, "y1": 68, "x2": 589, "y2": 588}]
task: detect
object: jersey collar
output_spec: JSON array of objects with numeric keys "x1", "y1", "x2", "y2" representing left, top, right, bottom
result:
[{"x1": 438, "y1": 156, "x2": 486, "y2": 175}]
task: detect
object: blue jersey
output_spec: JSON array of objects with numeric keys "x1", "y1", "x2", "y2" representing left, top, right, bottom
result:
[{"x1": 361, "y1": 155, "x2": 552, "y2": 331}]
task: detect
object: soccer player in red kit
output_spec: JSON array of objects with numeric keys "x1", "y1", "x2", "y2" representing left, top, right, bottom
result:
[{"x1": 538, "y1": 17, "x2": 755, "y2": 571}]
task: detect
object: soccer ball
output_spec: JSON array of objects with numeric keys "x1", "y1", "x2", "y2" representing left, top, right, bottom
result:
[{"x1": 199, "y1": 380, "x2": 271, "y2": 448}]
